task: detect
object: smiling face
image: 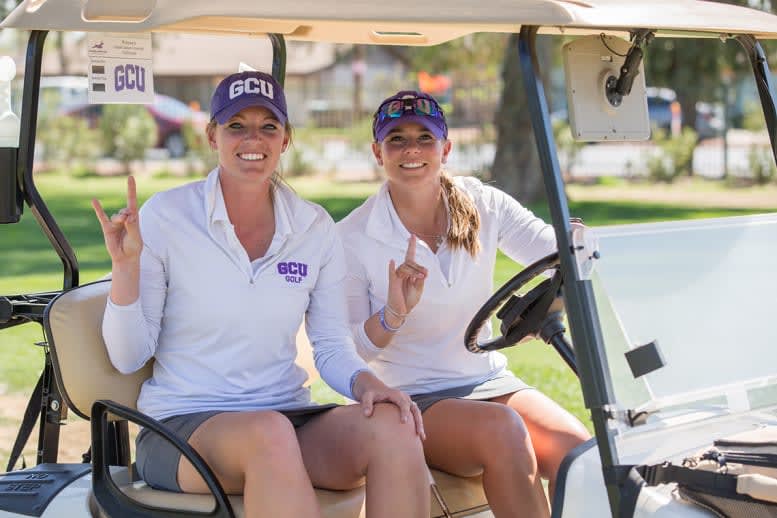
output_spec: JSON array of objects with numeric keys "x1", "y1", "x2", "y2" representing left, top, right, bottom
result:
[
  {"x1": 208, "y1": 105, "x2": 289, "y2": 188},
  {"x1": 372, "y1": 122, "x2": 452, "y2": 187}
]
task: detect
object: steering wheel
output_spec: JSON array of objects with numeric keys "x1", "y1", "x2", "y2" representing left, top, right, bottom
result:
[{"x1": 465, "y1": 252, "x2": 564, "y2": 353}]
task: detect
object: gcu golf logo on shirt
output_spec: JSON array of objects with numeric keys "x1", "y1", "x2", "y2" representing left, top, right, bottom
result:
[
  {"x1": 229, "y1": 77, "x2": 274, "y2": 100},
  {"x1": 277, "y1": 261, "x2": 308, "y2": 284}
]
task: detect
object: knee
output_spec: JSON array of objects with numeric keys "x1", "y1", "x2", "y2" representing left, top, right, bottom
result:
[
  {"x1": 243, "y1": 411, "x2": 297, "y2": 457},
  {"x1": 366, "y1": 403, "x2": 425, "y2": 455},
  {"x1": 479, "y1": 406, "x2": 538, "y2": 474}
]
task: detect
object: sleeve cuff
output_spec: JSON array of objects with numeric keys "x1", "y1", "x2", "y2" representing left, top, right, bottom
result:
[
  {"x1": 348, "y1": 368, "x2": 372, "y2": 400},
  {"x1": 106, "y1": 297, "x2": 142, "y2": 311},
  {"x1": 354, "y1": 321, "x2": 383, "y2": 360}
]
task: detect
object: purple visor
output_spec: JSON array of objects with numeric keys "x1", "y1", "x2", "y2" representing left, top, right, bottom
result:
[{"x1": 372, "y1": 92, "x2": 447, "y2": 142}]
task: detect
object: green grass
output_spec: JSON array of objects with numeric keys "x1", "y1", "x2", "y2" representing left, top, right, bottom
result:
[{"x1": 2, "y1": 173, "x2": 774, "y2": 431}]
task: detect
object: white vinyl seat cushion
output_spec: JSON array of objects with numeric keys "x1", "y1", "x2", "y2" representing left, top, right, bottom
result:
[{"x1": 45, "y1": 280, "x2": 489, "y2": 517}]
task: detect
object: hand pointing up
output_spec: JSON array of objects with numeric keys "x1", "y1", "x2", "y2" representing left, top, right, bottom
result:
[
  {"x1": 387, "y1": 235, "x2": 428, "y2": 317},
  {"x1": 92, "y1": 176, "x2": 143, "y2": 266}
]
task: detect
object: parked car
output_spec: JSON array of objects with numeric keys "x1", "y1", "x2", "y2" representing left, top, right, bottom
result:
[
  {"x1": 695, "y1": 101, "x2": 725, "y2": 139},
  {"x1": 39, "y1": 77, "x2": 208, "y2": 158},
  {"x1": 63, "y1": 94, "x2": 208, "y2": 158},
  {"x1": 39, "y1": 75, "x2": 89, "y2": 114},
  {"x1": 645, "y1": 86, "x2": 681, "y2": 132}
]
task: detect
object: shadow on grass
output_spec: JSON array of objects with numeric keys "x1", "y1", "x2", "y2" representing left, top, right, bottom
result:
[{"x1": 2, "y1": 182, "x2": 773, "y2": 285}]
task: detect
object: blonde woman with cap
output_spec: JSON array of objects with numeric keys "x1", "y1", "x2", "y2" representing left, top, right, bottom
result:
[
  {"x1": 337, "y1": 90, "x2": 591, "y2": 517},
  {"x1": 91, "y1": 72, "x2": 429, "y2": 518}
]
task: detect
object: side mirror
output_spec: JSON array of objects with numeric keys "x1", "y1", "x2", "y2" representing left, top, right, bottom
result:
[
  {"x1": 0, "y1": 56, "x2": 21, "y2": 224},
  {"x1": 563, "y1": 35, "x2": 650, "y2": 142},
  {"x1": 0, "y1": 147, "x2": 20, "y2": 223}
]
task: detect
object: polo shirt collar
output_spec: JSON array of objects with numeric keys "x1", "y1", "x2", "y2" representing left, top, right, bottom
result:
[
  {"x1": 365, "y1": 182, "x2": 410, "y2": 247},
  {"x1": 203, "y1": 167, "x2": 317, "y2": 237},
  {"x1": 365, "y1": 182, "x2": 451, "y2": 249}
]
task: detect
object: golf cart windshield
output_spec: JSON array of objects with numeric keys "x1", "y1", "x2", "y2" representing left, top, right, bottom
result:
[{"x1": 593, "y1": 214, "x2": 777, "y2": 419}]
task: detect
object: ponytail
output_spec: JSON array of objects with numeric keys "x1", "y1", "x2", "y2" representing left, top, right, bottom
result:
[{"x1": 440, "y1": 174, "x2": 480, "y2": 257}]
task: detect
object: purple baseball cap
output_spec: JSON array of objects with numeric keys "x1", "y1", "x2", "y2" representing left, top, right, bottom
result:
[
  {"x1": 210, "y1": 71, "x2": 287, "y2": 125},
  {"x1": 372, "y1": 90, "x2": 448, "y2": 142}
]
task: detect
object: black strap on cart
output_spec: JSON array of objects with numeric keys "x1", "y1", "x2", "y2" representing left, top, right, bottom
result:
[{"x1": 5, "y1": 371, "x2": 43, "y2": 472}]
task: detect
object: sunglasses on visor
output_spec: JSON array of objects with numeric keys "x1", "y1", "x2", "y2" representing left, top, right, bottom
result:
[{"x1": 373, "y1": 96, "x2": 444, "y2": 124}]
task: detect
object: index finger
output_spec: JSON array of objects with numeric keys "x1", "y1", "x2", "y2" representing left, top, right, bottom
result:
[
  {"x1": 127, "y1": 176, "x2": 138, "y2": 212},
  {"x1": 405, "y1": 234, "x2": 417, "y2": 262}
]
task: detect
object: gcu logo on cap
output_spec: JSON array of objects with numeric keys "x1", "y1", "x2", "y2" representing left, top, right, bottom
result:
[{"x1": 229, "y1": 78, "x2": 274, "y2": 100}]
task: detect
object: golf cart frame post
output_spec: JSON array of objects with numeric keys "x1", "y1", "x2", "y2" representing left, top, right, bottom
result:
[{"x1": 517, "y1": 25, "x2": 777, "y2": 516}]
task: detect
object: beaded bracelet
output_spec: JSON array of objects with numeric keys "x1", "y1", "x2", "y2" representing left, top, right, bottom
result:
[
  {"x1": 384, "y1": 303, "x2": 408, "y2": 320},
  {"x1": 378, "y1": 305, "x2": 404, "y2": 332}
]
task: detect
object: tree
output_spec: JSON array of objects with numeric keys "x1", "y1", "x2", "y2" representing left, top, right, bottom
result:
[
  {"x1": 491, "y1": 34, "x2": 554, "y2": 204},
  {"x1": 406, "y1": 33, "x2": 553, "y2": 203},
  {"x1": 490, "y1": 1, "x2": 777, "y2": 195},
  {"x1": 408, "y1": 0, "x2": 777, "y2": 201},
  {"x1": 0, "y1": 0, "x2": 22, "y2": 19}
]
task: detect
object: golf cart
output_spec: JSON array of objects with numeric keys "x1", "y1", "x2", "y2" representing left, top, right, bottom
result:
[{"x1": 2, "y1": 1, "x2": 777, "y2": 517}]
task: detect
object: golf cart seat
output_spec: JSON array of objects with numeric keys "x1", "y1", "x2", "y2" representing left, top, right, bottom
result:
[{"x1": 43, "y1": 279, "x2": 489, "y2": 518}]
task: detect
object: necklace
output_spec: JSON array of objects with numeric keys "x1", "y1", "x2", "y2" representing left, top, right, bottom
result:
[
  {"x1": 407, "y1": 218, "x2": 448, "y2": 248},
  {"x1": 413, "y1": 230, "x2": 445, "y2": 247},
  {"x1": 397, "y1": 190, "x2": 448, "y2": 247}
]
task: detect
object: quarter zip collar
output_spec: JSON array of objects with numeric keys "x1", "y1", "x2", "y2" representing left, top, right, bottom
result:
[
  {"x1": 365, "y1": 182, "x2": 409, "y2": 248},
  {"x1": 202, "y1": 168, "x2": 319, "y2": 281},
  {"x1": 365, "y1": 181, "x2": 451, "y2": 248},
  {"x1": 365, "y1": 181, "x2": 458, "y2": 284},
  {"x1": 203, "y1": 167, "x2": 317, "y2": 239}
]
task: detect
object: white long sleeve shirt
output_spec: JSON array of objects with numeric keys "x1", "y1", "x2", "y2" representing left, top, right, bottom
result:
[
  {"x1": 336, "y1": 176, "x2": 557, "y2": 395},
  {"x1": 103, "y1": 169, "x2": 368, "y2": 420}
]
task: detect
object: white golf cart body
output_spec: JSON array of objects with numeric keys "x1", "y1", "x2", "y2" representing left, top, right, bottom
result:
[{"x1": 2, "y1": 1, "x2": 777, "y2": 517}]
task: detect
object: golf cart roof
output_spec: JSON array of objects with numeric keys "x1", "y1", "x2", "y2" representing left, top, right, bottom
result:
[{"x1": 4, "y1": 0, "x2": 777, "y2": 44}]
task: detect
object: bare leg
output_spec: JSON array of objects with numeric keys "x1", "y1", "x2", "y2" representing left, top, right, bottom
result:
[
  {"x1": 491, "y1": 390, "x2": 590, "y2": 500},
  {"x1": 422, "y1": 398, "x2": 549, "y2": 518},
  {"x1": 177, "y1": 410, "x2": 322, "y2": 518},
  {"x1": 296, "y1": 403, "x2": 429, "y2": 518}
]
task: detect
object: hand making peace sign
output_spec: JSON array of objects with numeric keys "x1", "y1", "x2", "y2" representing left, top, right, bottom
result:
[
  {"x1": 386, "y1": 235, "x2": 428, "y2": 317},
  {"x1": 91, "y1": 176, "x2": 143, "y2": 266}
]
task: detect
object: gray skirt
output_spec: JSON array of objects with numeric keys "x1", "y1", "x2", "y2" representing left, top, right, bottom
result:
[
  {"x1": 410, "y1": 374, "x2": 533, "y2": 413},
  {"x1": 135, "y1": 404, "x2": 338, "y2": 492}
]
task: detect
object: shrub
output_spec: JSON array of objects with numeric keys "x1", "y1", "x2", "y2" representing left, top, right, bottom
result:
[
  {"x1": 37, "y1": 115, "x2": 101, "y2": 173},
  {"x1": 182, "y1": 119, "x2": 217, "y2": 175},
  {"x1": 747, "y1": 145, "x2": 776, "y2": 185},
  {"x1": 742, "y1": 100, "x2": 766, "y2": 132},
  {"x1": 100, "y1": 104, "x2": 157, "y2": 172},
  {"x1": 647, "y1": 127, "x2": 698, "y2": 182},
  {"x1": 645, "y1": 151, "x2": 676, "y2": 183},
  {"x1": 283, "y1": 145, "x2": 314, "y2": 177}
]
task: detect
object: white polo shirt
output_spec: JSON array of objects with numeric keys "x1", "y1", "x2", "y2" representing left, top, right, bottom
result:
[
  {"x1": 103, "y1": 168, "x2": 368, "y2": 420},
  {"x1": 336, "y1": 176, "x2": 557, "y2": 395}
]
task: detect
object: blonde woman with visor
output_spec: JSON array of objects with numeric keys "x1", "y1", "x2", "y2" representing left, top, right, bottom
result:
[{"x1": 337, "y1": 90, "x2": 591, "y2": 517}]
